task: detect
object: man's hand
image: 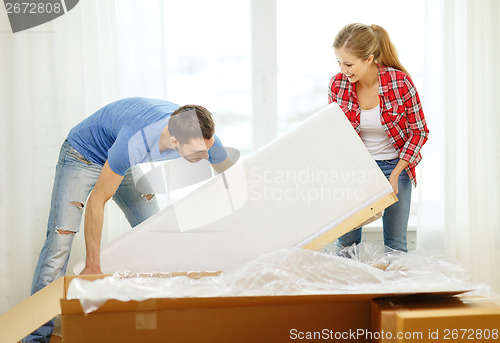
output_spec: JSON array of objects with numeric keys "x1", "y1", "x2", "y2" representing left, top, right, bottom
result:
[{"x1": 79, "y1": 265, "x2": 103, "y2": 275}]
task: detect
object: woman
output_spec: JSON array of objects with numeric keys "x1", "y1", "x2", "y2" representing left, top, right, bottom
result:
[{"x1": 328, "y1": 23, "x2": 429, "y2": 252}]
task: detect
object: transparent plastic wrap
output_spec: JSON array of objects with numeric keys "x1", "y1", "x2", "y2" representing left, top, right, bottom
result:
[{"x1": 67, "y1": 245, "x2": 495, "y2": 314}]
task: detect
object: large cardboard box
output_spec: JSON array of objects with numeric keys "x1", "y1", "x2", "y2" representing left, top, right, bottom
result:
[
  {"x1": 1, "y1": 274, "x2": 469, "y2": 343},
  {"x1": 4, "y1": 274, "x2": 377, "y2": 343},
  {"x1": 371, "y1": 296, "x2": 500, "y2": 343},
  {"x1": 61, "y1": 284, "x2": 374, "y2": 343}
]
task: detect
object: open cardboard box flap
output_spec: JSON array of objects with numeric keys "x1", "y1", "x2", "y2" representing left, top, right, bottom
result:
[
  {"x1": 0, "y1": 275, "x2": 106, "y2": 343},
  {"x1": 1, "y1": 273, "x2": 467, "y2": 343},
  {"x1": 1, "y1": 277, "x2": 63, "y2": 343}
]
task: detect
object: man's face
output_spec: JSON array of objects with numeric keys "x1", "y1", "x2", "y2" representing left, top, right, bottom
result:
[{"x1": 174, "y1": 137, "x2": 215, "y2": 163}]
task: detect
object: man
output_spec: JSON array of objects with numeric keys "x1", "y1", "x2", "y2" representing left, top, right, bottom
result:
[{"x1": 24, "y1": 97, "x2": 232, "y2": 342}]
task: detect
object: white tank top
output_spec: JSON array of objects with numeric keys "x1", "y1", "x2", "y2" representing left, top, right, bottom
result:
[{"x1": 359, "y1": 105, "x2": 399, "y2": 160}]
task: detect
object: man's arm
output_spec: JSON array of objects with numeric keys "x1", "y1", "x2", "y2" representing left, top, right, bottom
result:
[
  {"x1": 211, "y1": 156, "x2": 234, "y2": 174},
  {"x1": 80, "y1": 161, "x2": 124, "y2": 275}
]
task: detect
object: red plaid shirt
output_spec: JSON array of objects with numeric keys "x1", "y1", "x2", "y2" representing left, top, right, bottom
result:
[{"x1": 328, "y1": 66, "x2": 429, "y2": 186}]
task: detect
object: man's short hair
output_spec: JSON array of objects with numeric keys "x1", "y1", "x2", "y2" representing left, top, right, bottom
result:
[{"x1": 169, "y1": 105, "x2": 215, "y2": 144}]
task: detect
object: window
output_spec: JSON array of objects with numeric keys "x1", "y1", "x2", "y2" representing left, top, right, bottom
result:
[{"x1": 116, "y1": 0, "x2": 252, "y2": 155}]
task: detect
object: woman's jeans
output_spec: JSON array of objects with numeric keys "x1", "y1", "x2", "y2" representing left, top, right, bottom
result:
[
  {"x1": 24, "y1": 140, "x2": 159, "y2": 343},
  {"x1": 337, "y1": 158, "x2": 412, "y2": 253}
]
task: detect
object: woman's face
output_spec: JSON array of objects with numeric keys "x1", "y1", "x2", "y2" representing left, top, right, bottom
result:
[{"x1": 334, "y1": 47, "x2": 374, "y2": 83}]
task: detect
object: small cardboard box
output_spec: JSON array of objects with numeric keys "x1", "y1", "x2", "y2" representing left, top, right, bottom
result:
[{"x1": 371, "y1": 296, "x2": 500, "y2": 343}]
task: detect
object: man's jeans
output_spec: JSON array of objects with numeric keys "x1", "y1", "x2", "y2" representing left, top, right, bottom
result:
[
  {"x1": 337, "y1": 158, "x2": 412, "y2": 253},
  {"x1": 23, "y1": 140, "x2": 159, "y2": 343}
]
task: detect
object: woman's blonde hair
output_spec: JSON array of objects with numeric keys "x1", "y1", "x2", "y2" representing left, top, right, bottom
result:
[{"x1": 333, "y1": 23, "x2": 409, "y2": 76}]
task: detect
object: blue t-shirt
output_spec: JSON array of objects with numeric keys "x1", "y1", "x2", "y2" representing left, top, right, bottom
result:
[{"x1": 67, "y1": 97, "x2": 226, "y2": 176}]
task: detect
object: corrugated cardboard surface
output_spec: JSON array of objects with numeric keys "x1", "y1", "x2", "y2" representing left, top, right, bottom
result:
[{"x1": 372, "y1": 296, "x2": 500, "y2": 343}]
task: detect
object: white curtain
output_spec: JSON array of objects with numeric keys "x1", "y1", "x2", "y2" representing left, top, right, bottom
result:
[
  {"x1": 419, "y1": 0, "x2": 500, "y2": 292},
  {"x1": 0, "y1": 0, "x2": 167, "y2": 315}
]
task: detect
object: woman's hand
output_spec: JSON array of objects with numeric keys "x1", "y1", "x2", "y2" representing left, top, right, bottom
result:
[
  {"x1": 388, "y1": 159, "x2": 410, "y2": 195},
  {"x1": 389, "y1": 172, "x2": 400, "y2": 194}
]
